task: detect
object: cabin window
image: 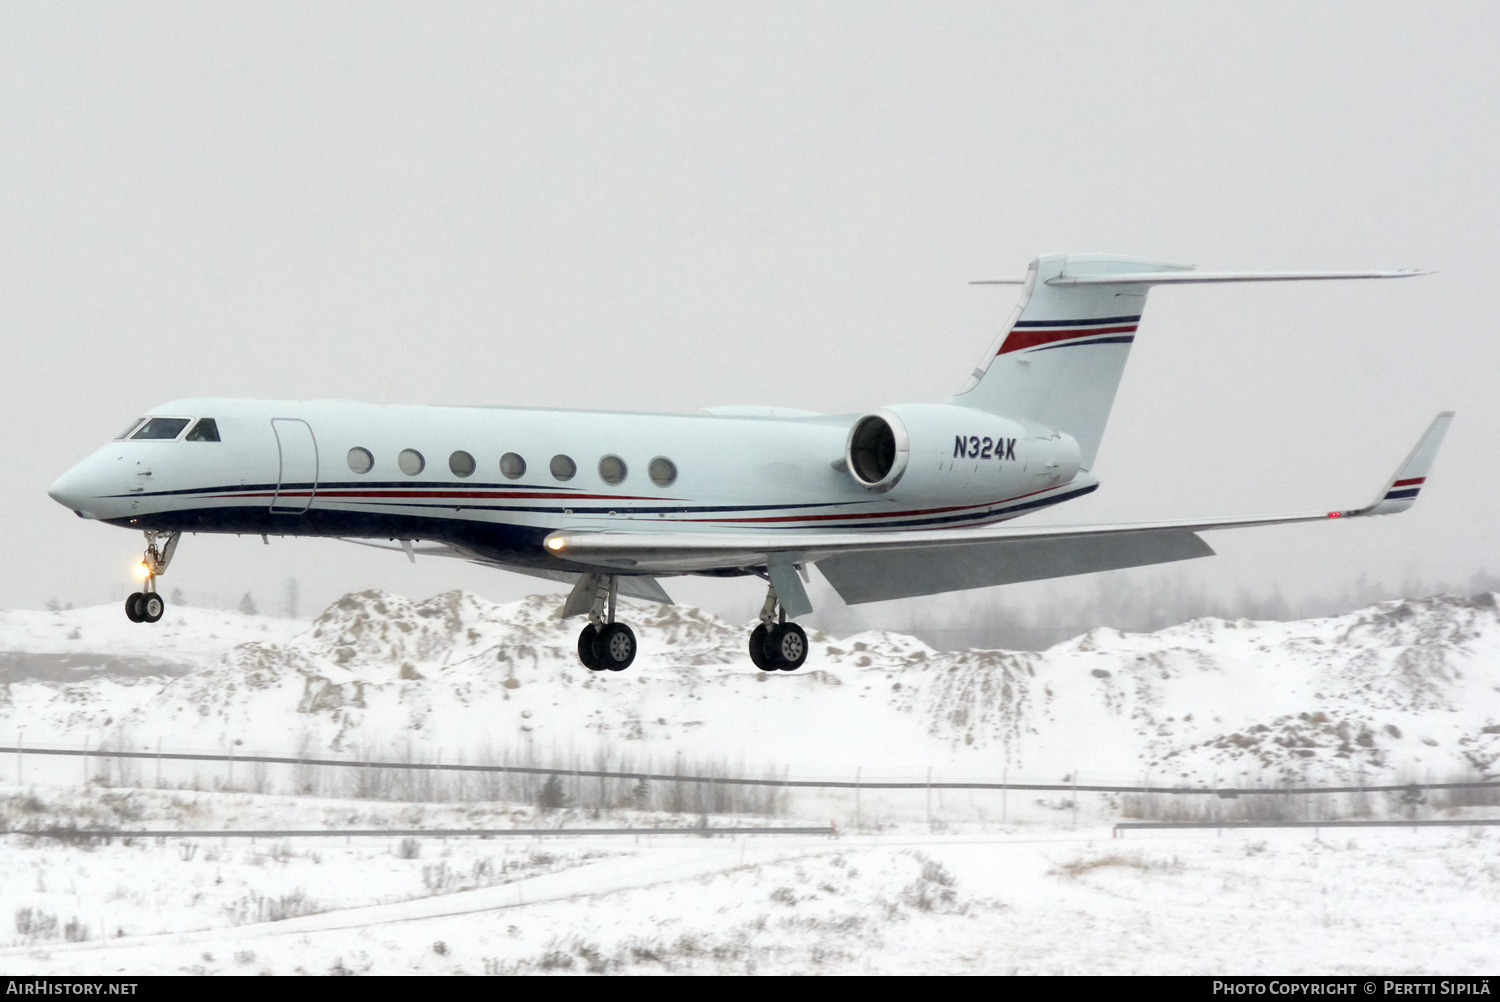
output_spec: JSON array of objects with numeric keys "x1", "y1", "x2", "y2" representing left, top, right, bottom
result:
[
  {"x1": 449, "y1": 450, "x2": 476, "y2": 478},
  {"x1": 649, "y1": 457, "x2": 678, "y2": 487},
  {"x1": 398, "y1": 449, "x2": 425, "y2": 476},
  {"x1": 116, "y1": 418, "x2": 146, "y2": 440},
  {"x1": 598, "y1": 455, "x2": 627, "y2": 485},
  {"x1": 549, "y1": 454, "x2": 576, "y2": 481},
  {"x1": 500, "y1": 452, "x2": 526, "y2": 479},
  {"x1": 130, "y1": 417, "x2": 191, "y2": 440},
  {"x1": 347, "y1": 447, "x2": 374, "y2": 474},
  {"x1": 185, "y1": 418, "x2": 220, "y2": 442}
]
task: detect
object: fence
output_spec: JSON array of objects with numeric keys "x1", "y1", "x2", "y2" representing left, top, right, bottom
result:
[{"x1": 4, "y1": 743, "x2": 1498, "y2": 825}]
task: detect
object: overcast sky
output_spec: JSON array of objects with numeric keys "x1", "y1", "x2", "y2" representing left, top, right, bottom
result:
[{"x1": 2, "y1": 2, "x2": 1495, "y2": 632}]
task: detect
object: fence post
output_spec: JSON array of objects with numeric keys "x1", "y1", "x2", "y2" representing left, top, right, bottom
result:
[
  {"x1": 925, "y1": 767, "x2": 932, "y2": 827},
  {"x1": 227, "y1": 742, "x2": 234, "y2": 791},
  {"x1": 855, "y1": 766, "x2": 861, "y2": 828},
  {"x1": 155, "y1": 737, "x2": 162, "y2": 789},
  {"x1": 16, "y1": 730, "x2": 22, "y2": 786},
  {"x1": 82, "y1": 735, "x2": 89, "y2": 785}
]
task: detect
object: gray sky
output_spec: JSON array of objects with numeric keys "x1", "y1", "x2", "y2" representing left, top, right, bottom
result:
[{"x1": 3, "y1": 2, "x2": 1496, "y2": 629}]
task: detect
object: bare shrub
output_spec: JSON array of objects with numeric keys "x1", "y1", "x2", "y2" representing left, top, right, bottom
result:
[
  {"x1": 538, "y1": 950, "x2": 575, "y2": 970},
  {"x1": 15, "y1": 907, "x2": 57, "y2": 939},
  {"x1": 899, "y1": 853, "x2": 959, "y2": 912},
  {"x1": 396, "y1": 837, "x2": 420, "y2": 859},
  {"x1": 537, "y1": 774, "x2": 567, "y2": 811},
  {"x1": 226, "y1": 889, "x2": 319, "y2": 925},
  {"x1": 422, "y1": 862, "x2": 452, "y2": 892},
  {"x1": 1053, "y1": 851, "x2": 1184, "y2": 878}
]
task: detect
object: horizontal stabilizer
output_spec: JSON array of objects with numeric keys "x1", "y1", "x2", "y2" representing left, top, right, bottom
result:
[
  {"x1": 1046, "y1": 269, "x2": 1429, "y2": 286},
  {"x1": 971, "y1": 269, "x2": 1428, "y2": 287}
]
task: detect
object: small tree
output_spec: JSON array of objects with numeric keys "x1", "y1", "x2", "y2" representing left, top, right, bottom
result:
[
  {"x1": 45, "y1": 598, "x2": 60, "y2": 612},
  {"x1": 170, "y1": 588, "x2": 185, "y2": 605},
  {"x1": 537, "y1": 774, "x2": 567, "y2": 812},
  {"x1": 238, "y1": 592, "x2": 258, "y2": 615},
  {"x1": 283, "y1": 577, "x2": 300, "y2": 618}
]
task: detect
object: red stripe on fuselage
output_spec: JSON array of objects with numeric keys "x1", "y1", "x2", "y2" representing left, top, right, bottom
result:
[
  {"x1": 677, "y1": 483, "x2": 1066, "y2": 525},
  {"x1": 208, "y1": 489, "x2": 673, "y2": 502},
  {"x1": 999, "y1": 324, "x2": 1137, "y2": 355}
]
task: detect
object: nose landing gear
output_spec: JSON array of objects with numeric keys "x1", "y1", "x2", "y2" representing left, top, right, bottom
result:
[
  {"x1": 125, "y1": 531, "x2": 179, "y2": 625},
  {"x1": 750, "y1": 577, "x2": 808, "y2": 672}
]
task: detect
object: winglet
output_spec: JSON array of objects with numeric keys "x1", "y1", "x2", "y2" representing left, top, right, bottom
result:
[{"x1": 1349, "y1": 411, "x2": 1455, "y2": 517}]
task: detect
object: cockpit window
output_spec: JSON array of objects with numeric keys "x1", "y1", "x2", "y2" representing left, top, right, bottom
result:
[
  {"x1": 116, "y1": 418, "x2": 147, "y2": 440},
  {"x1": 130, "y1": 417, "x2": 191, "y2": 440},
  {"x1": 184, "y1": 418, "x2": 220, "y2": 442}
]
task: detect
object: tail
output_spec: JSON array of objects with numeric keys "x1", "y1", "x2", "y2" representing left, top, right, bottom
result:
[{"x1": 952, "y1": 252, "x2": 1427, "y2": 470}]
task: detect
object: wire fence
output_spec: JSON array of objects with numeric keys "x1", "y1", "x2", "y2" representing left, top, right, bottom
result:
[
  {"x1": 4, "y1": 743, "x2": 1498, "y2": 798},
  {"x1": 5, "y1": 826, "x2": 835, "y2": 841},
  {"x1": 1114, "y1": 819, "x2": 1500, "y2": 834}
]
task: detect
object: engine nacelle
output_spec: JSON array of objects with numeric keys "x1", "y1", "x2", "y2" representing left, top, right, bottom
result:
[{"x1": 844, "y1": 403, "x2": 1081, "y2": 505}]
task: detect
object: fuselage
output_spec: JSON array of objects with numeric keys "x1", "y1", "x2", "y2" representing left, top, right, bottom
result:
[{"x1": 48, "y1": 397, "x2": 1096, "y2": 575}]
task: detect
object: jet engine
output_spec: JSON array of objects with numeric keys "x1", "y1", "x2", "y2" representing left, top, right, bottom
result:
[{"x1": 843, "y1": 403, "x2": 1082, "y2": 505}]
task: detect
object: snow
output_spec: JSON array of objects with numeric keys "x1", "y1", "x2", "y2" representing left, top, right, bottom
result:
[
  {"x1": 1, "y1": 787, "x2": 1498, "y2": 974},
  {"x1": 2, "y1": 589, "x2": 1498, "y2": 785},
  {"x1": 2, "y1": 590, "x2": 1500, "y2": 973}
]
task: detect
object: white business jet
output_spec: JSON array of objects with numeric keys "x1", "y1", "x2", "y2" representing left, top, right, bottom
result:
[{"x1": 48, "y1": 253, "x2": 1452, "y2": 673}]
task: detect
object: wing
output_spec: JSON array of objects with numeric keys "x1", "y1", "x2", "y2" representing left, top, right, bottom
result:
[
  {"x1": 336, "y1": 539, "x2": 675, "y2": 605},
  {"x1": 544, "y1": 412, "x2": 1454, "y2": 603}
]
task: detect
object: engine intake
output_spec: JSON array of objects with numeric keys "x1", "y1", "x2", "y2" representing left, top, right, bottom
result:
[{"x1": 846, "y1": 410, "x2": 909, "y2": 493}]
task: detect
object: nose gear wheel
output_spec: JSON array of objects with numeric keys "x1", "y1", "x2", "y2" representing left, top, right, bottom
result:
[{"x1": 123, "y1": 531, "x2": 180, "y2": 624}]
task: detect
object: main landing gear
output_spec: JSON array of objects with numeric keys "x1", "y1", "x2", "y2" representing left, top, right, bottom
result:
[
  {"x1": 575, "y1": 575, "x2": 637, "y2": 672},
  {"x1": 124, "y1": 530, "x2": 179, "y2": 625},
  {"x1": 749, "y1": 577, "x2": 807, "y2": 672}
]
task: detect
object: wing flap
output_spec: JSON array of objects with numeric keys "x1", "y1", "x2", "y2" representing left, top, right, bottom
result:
[
  {"x1": 818, "y1": 530, "x2": 1213, "y2": 605},
  {"x1": 543, "y1": 509, "x2": 1335, "y2": 573}
]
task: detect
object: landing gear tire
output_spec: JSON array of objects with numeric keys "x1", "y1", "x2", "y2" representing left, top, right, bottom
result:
[
  {"x1": 766, "y1": 623, "x2": 808, "y2": 670},
  {"x1": 125, "y1": 592, "x2": 145, "y2": 623},
  {"x1": 140, "y1": 593, "x2": 165, "y2": 623},
  {"x1": 593, "y1": 623, "x2": 637, "y2": 671},
  {"x1": 749, "y1": 624, "x2": 774, "y2": 671},
  {"x1": 577, "y1": 625, "x2": 603, "y2": 671}
]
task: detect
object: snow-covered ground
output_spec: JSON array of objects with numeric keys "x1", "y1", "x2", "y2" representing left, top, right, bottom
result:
[
  {"x1": 2, "y1": 590, "x2": 1500, "y2": 973},
  {"x1": 1, "y1": 787, "x2": 1498, "y2": 974},
  {"x1": 2, "y1": 589, "x2": 1498, "y2": 786}
]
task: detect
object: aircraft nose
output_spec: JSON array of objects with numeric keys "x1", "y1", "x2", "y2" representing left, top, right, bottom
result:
[{"x1": 48, "y1": 461, "x2": 101, "y2": 517}]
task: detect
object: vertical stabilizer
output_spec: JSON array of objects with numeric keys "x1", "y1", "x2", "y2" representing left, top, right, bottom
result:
[{"x1": 952, "y1": 253, "x2": 1190, "y2": 468}]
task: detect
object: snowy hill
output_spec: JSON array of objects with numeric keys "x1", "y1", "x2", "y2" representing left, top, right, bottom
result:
[{"x1": 2, "y1": 590, "x2": 1498, "y2": 785}]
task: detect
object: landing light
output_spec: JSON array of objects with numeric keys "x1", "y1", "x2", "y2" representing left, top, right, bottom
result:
[
  {"x1": 133, "y1": 561, "x2": 151, "y2": 578},
  {"x1": 546, "y1": 538, "x2": 564, "y2": 551}
]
